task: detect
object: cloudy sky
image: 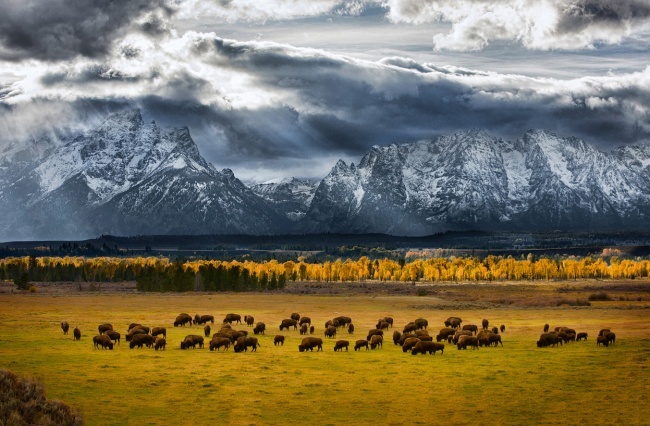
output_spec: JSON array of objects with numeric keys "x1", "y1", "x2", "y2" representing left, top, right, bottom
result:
[{"x1": 1, "y1": 0, "x2": 650, "y2": 181}]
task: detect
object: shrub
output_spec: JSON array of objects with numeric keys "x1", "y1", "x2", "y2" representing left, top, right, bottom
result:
[
  {"x1": 416, "y1": 288, "x2": 428, "y2": 297},
  {"x1": 28, "y1": 285, "x2": 37, "y2": 293},
  {"x1": 588, "y1": 292, "x2": 612, "y2": 301}
]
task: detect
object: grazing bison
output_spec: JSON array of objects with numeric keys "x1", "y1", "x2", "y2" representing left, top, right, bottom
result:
[
  {"x1": 334, "y1": 340, "x2": 350, "y2": 352},
  {"x1": 398, "y1": 333, "x2": 417, "y2": 346},
  {"x1": 482, "y1": 319, "x2": 489, "y2": 329},
  {"x1": 566, "y1": 333, "x2": 576, "y2": 342},
  {"x1": 412, "y1": 341, "x2": 445, "y2": 355},
  {"x1": 597, "y1": 336, "x2": 609, "y2": 347},
  {"x1": 299, "y1": 316, "x2": 311, "y2": 326},
  {"x1": 370, "y1": 335, "x2": 383, "y2": 350},
  {"x1": 444, "y1": 317, "x2": 462, "y2": 329},
  {"x1": 209, "y1": 337, "x2": 231, "y2": 351},
  {"x1": 130, "y1": 334, "x2": 155, "y2": 349},
  {"x1": 452, "y1": 330, "x2": 473, "y2": 344},
  {"x1": 462, "y1": 324, "x2": 478, "y2": 335},
  {"x1": 61, "y1": 322, "x2": 69, "y2": 335},
  {"x1": 376, "y1": 321, "x2": 390, "y2": 331},
  {"x1": 367, "y1": 329, "x2": 383, "y2": 341},
  {"x1": 128, "y1": 323, "x2": 142, "y2": 331},
  {"x1": 333, "y1": 316, "x2": 352, "y2": 327},
  {"x1": 300, "y1": 324, "x2": 308, "y2": 335},
  {"x1": 381, "y1": 317, "x2": 394, "y2": 328},
  {"x1": 488, "y1": 334, "x2": 503, "y2": 347},
  {"x1": 543, "y1": 324, "x2": 550, "y2": 333},
  {"x1": 414, "y1": 330, "x2": 430, "y2": 338},
  {"x1": 223, "y1": 313, "x2": 242, "y2": 324},
  {"x1": 253, "y1": 323, "x2": 266, "y2": 335},
  {"x1": 195, "y1": 315, "x2": 215, "y2": 325},
  {"x1": 324, "y1": 326, "x2": 337, "y2": 338},
  {"x1": 104, "y1": 330, "x2": 121, "y2": 345},
  {"x1": 126, "y1": 328, "x2": 146, "y2": 342},
  {"x1": 299, "y1": 337, "x2": 323, "y2": 352},
  {"x1": 537, "y1": 333, "x2": 560, "y2": 348},
  {"x1": 354, "y1": 340, "x2": 369, "y2": 351},
  {"x1": 180, "y1": 335, "x2": 204, "y2": 349},
  {"x1": 244, "y1": 315, "x2": 255, "y2": 326},
  {"x1": 131, "y1": 325, "x2": 150, "y2": 334},
  {"x1": 558, "y1": 327, "x2": 576, "y2": 335},
  {"x1": 73, "y1": 327, "x2": 81, "y2": 340},
  {"x1": 98, "y1": 323, "x2": 113, "y2": 334},
  {"x1": 604, "y1": 332, "x2": 616, "y2": 345},
  {"x1": 500, "y1": 324, "x2": 506, "y2": 333},
  {"x1": 402, "y1": 337, "x2": 421, "y2": 353},
  {"x1": 393, "y1": 330, "x2": 402, "y2": 345},
  {"x1": 436, "y1": 328, "x2": 457, "y2": 342},
  {"x1": 348, "y1": 324, "x2": 355, "y2": 334},
  {"x1": 234, "y1": 337, "x2": 260, "y2": 352},
  {"x1": 151, "y1": 327, "x2": 167, "y2": 339},
  {"x1": 457, "y1": 335, "x2": 479, "y2": 350},
  {"x1": 414, "y1": 318, "x2": 428, "y2": 330},
  {"x1": 598, "y1": 329, "x2": 611, "y2": 337},
  {"x1": 93, "y1": 334, "x2": 114, "y2": 350},
  {"x1": 174, "y1": 314, "x2": 193, "y2": 327},
  {"x1": 577, "y1": 332, "x2": 588, "y2": 341},
  {"x1": 309, "y1": 325, "x2": 315, "y2": 334},
  {"x1": 325, "y1": 320, "x2": 334, "y2": 328},
  {"x1": 154, "y1": 337, "x2": 166, "y2": 350},
  {"x1": 290, "y1": 313, "x2": 301, "y2": 321},
  {"x1": 491, "y1": 326, "x2": 499, "y2": 335},
  {"x1": 403, "y1": 323, "x2": 418, "y2": 334},
  {"x1": 274, "y1": 335, "x2": 285, "y2": 346},
  {"x1": 280, "y1": 319, "x2": 298, "y2": 331},
  {"x1": 204, "y1": 325, "x2": 211, "y2": 337},
  {"x1": 220, "y1": 323, "x2": 232, "y2": 330}
]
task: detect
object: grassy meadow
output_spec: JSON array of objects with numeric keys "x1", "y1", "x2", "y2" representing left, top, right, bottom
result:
[{"x1": 0, "y1": 285, "x2": 648, "y2": 425}]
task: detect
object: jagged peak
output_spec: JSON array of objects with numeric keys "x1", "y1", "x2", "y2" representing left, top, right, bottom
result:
[{"x1": 98, "y1": 109, "x2": 144, "y2": 132}]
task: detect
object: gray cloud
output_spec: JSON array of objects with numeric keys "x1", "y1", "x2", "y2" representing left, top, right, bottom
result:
[{"x1": 0, "y1": 0, "x2": 175, "y2": 61}]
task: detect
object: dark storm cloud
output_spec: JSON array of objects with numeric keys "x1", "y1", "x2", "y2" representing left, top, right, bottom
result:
[{"x1": 0, "y1": 0, "x2": 175, "y2": 61}]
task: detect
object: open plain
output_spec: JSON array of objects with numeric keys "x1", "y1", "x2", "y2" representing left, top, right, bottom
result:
[{"x1": 0, "y1": 280, "x2": 648, "y2": 425}]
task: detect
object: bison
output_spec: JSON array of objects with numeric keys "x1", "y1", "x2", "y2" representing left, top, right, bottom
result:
[
  {"x1": 333, "y1": 316, "x2": 352, "y2": 327},
  {"x1": 93, "y1": 334, "x2": 113, "y2": 350},
  {"x1": 299, "y1": 316, "x2": 311, "y2": 326},
  {"x1": 482, "y1": 319, "x2": 489, "y2": 329},
  {"x1": 299, "y1": 337, "x2": 323, "y2": 352},
  {"x1": 597, "y1": 336, "x2": 609, "y2": 347},
  {"x1": 324, "y1": 326, "x2": 337, "y2": 338},
  {"x1": 180, "y1": 335, "x2": 204, "y2": 349},
  {"x1": 253, "y1": 323, "x2": 266, "y2": 335},
  {"x1": 576, "y1": 332, "x2": 588, "y2": 341},
  {"x1": 204, "y1": 325, "x2": 211, "y2": 337},
  {"x1": 370, "y1": 335, "x2": 383, "y2": 350},
  {"x1": 398, "y1": 333, "x2": 417, "y2": 346},
  {"x1": 604, "y1": 332, "x2": 616, "y2": 345},
  {"x1": 300, "y1": 324, "x2": 308, "y2": 335},
  {"x1": 414, "y1": 318, "x2": 428, "y2": 330},
  {"x1": 457, "y1": 335, "x2": 479, "y2": 350},
  {"x1": 403, "y1": 323, "x2": 418, "y2": 334},
  {"x1": 98, "y1": 323, "x2": 113, "y2": 334},
  {"x1": 174, "y1": 314, "x2": 193, "y2": 327},
  {"x1": 154, "y1": 337, "x2": 166, "y2": 351},
  {"x1": 274, "y1": 335, "x2": 285, "y2": 346},
  {"x1": 151, "y1": 327, "x2": 167, "y2": 339},
  {"x1": 130, "y1": 334, "x2": 155, "y2": 349},
  {"x1": 223, "y1": 313, "x2": 242, "y2": 324},
  {"x1": 73, "y1": 327, "x2": 81, "y2": 340},
  {"x1": 402, "y1": 337, "x2": 420, "y2": 353},
  {"x1": 234, "y1": 336, "x2": 260, "y2": 353},
  {"x1": 436, "y1": 328, "x2": 457, "y2": 342},
  {"x1": 209, "y1": 337, "x2": 231, "y2": 351},
  {"x1": 376, "y1": 321, "x2": 390, "y2": 331},
  {"x1": 126, "y1": 328, "x2": 146, "y2": 342},
  {"x1": 244, "y1": 315, "x2": 255, "y2": 326},
  {"x1": 195, "y1": 314, "x2": 215, "y2": 325},
  {"x1": 488, "y1": 334, "x2": 503, "y2": 347},
  {"x1": 104, "y1": 330, "x2": 121, "y2": 345},
  {"x1": 500, "y1": 324, "x2": 506, "y2": 333},
  {"x1": 128, "y1": 323, "x2": 142, "y2": 331},
  {"x1": 348, "y1": 323, "x2": 355, "y2": 334},
  {"x1": 462, "y1": 324, "x2": 478, "y2": 335},
  {"x1": 334, "y1": 340, "x2": 349, "y2": 351},
  {"x1": 290, "y1": 313, "x2": 301, "y2": 321},
  {"x1": 412, "y1": 341, "x2": 445, "y2": 355},
  {"x1": 445, "y1": 317, "x2": 462, "y2": 329},
  {"x1": 598, "y1": 329, "x2": 611, "y2": 337},
  {"x1": 61, "y1": 322, "x2": 69, "y2": 335},
  {"x1": 393, "y1": 330, "x2": 402, "y2": 345},
  {"x1": 543, "y1": 324, "x2": 549, "y2": 333},
  {"x1": 354, "y1": 340, "x2": 369, "y2": 351},
  {"x1": 380, "y1": 317, "x2": 394, "y2": 328},
  {"x1": 537, "y1": 333, "x2": 560, "y2": 348},
  {"x1": 367, "y1": 329, "x2": 383, "y2": 341},
  {"x1": 452, "y1": 330, "x2": 473, "y2": 344},
  {"x1": 280, "y1": 319, "x2": 298, "y2": 331},
  {"x1": 309, "y1": 325, "x2": 315, "y2": 334}
]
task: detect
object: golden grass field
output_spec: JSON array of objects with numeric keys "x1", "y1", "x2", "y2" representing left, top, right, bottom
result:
[{"x1": 0, "y1": 280, "x2": 648, "y2": 425}]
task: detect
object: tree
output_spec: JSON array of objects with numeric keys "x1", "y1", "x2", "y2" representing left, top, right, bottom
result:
[{"x1": 14, "y1": 273, "x2": 30, "y2": 290}]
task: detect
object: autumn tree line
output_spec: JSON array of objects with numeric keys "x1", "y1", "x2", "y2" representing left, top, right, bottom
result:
[{"x1": 0, "y1": 254, "x2": 648, "y2": 292}]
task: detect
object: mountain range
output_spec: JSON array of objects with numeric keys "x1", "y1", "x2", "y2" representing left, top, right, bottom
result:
[{"x1": 1, "y1": 109, "x2": 650, "y2": 240}]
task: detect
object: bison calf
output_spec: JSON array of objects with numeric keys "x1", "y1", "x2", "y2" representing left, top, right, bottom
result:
[{"x1": 154, "y1": 337, "x2": 166, "y2": 351}]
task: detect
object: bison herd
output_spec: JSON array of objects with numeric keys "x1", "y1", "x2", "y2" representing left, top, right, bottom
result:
[{"x1": 60, "y1": 311, "x2": 618, "y2": 356}]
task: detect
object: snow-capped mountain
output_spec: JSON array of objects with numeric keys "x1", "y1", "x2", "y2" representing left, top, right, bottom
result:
[
  {"x1": 250, "y1": 178, "x2": 317, "y2": 221},
  {"x1": 300, "y1": 129, "x2": 650, "y2": 235},
  {"x1": 0, "y1": 110, "x2": 287, "y2": 240}
]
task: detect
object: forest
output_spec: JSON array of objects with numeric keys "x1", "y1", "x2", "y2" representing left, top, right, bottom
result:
[{"x1": 1, "y1": 253, "x2": 649, "y2": 292}]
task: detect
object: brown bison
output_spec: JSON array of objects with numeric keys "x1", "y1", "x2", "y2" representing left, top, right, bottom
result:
[
  {"x1": 300, "y1": 323, "x2": 308, "y2": 335},
  {"x1": 452, "y1": 330, "x2": 473, "y2": 344},
  {"x1": 462, "y1": 324, "x2": 478, "y2": 335},
  {"x1": 324, "y1": 326, "x2": 337, "y2": 338},
  {"x1": 299, "y1": 316, "x2": 311, "y2": 326},
  {"x1": 98, "y1": 323, "x2": 113, "y2": 334},
  {"x1": 309, "y1": 325, "x2": 315, "y2": 334},
  {"x1": 221, "y1": 323, "x2": 232, "y2": 330},
  {"x1": 414, "y1": 318, "x2": 428, "y2": 330},
  {"x1": 380, "y1": 317, "x2": 394, "y2": 328},
  {"x1": 126, "y1": 328, "x2": 146, "y2": 342},
  {"x1": 348, "y1": 323, "x2": 355, "y2": 334},
  {"x1": 414, "y1": 330, "x2": 430, "y2": 338},
  {"x1": 500, "y1": 324, "x2": 505, "y2": 333},
  {"x1": 402, "y1": 337, "x2": 420, "y2": 353},
  {"x1": 457, "y1": 335, "x2": 479, "y2": 350},
  {"x1": 223, "y1": 313, "x2": 242, "y2": 324},
  {"x1": 274, "y1": 335, "x2": 285, "y2": 346},
  {"x1": 174, "y1": 313, "x2": 193, "y2": 327},
  {"x1": 195, "y1": 314, "x2": 215, "y2": 325},
  {"x1": 209, "y1": 337, "x2": 231, "y2": 351},
  {"x1": 537, "y1": 333, "x2": 560, "y2": 348},
  {"x1": 204, "y1": 325, "x2": 211, "y2": 337},
  {"x1": 403, "y1": 322, "x2": 418, "y2": 334},
  {"x1": 280, "y1": 319, "x2": 298, "y2": 331},
  {"x1": 180, "y1": 335, "x2": 204, "y2": 349},
  {"x1": 334, "y1": 340, "x2": 349, "y2": 351},
  {"x1": 482, "y1": 319, "x2": 489, "y2": 329},
  {"x1": 290, "y1": 313, "x2": 301, "y2": 321},
  {"x1": 376, "y1": 321, "x2": 390, "y2": 331},
  {"x1": 130, "y1": 334, "x2": 155, "y2": 349},
  {"x1": 354, "y1": 340, "x2": 369, "y2": 351},
  {"x1": 370, "y1": 335, "x2": 383, "y2": 350},
  {"x1": 299, "y1": 337, "x2": 323, "y2": 352},
  {"x1": 254, "y1": 322, "x2": 266, "y2": 335},
  {"x1": 131, "y1": 325, "x2": 150, "y2": 334},
  {"x1": 234, "y1": 336, "x2": 260, "y2": 352},
  {"x1": 398, "y1": 333, "x2": 417, "y2": 346},
  {"x1": 367, "y1": 329, "x2": 383, "y2": 340},
  {"x1": 445, "y1": 317, "x2": 462, "y2": 329},
  {"x1": 576, "y1": 332, "x2": 588, "y2": 341},
  {"x1": 104, "y1": 330, "x2": 121, "y2": 345},
  {"x1": 128, "y1": 323, "x2": 142, "y2": 331},
  {"x1": 154, "y1": 337, "x2": 166, "y2": 351},
  {"x1": 244, "y1": 315, "x2": 255, "y2": 326},
  {"x1": 151, "y1": 327, "x2": 167, "y2": 339},
  {"x1": 73, "y1": 327, "x2": 81, "y2": 340},
  {"x1": 393, "y1": 330, "x2": 402, "y2": 345},
  {"x1": 93, "y1": 334, "x2": 114, "y2": 350},
  {"x1": 488, "y1": 334, "x2": 503, "y2": 347},
  {"x1": 598, "y1": 329, "x2": 611, "y2": 337},
  {"x1": 543, "y1": 324, "x2": 550, "y2": 333},
  {"x1": 436, "y1": 328, "x2": 457, "y2": 342},
  {"x1": 604, "y1": 332, "x2": 616, "y2": 345},
  {"x1": 333, "y1": 316, "x2": 352, "y2": 327},
  {"x1": 597, "y1": 336, "x2": 609, "y2": 347},
  {"x1": 61, "y1": 322, "x2": 69, "y2": 335},
  {"x1": 412, "y1": 341, "x2": 445, "y2": 355},
  {"x1": 325, "y1": 320, "x2": 334, "y2": 328}
]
